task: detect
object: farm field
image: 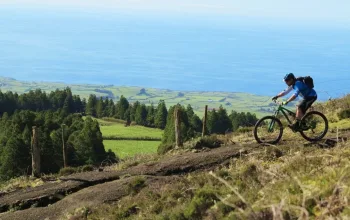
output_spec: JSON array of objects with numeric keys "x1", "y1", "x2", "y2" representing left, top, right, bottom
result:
[
  {"x1": 103, "y1": 140, "x2": 160, "y2": 159},
  {"x1": 0, "y1": 76, "x2": 271, "y2": 117},
  {"x1": 99, "y1": 122, "x2": 163, "y2": 139},
  {"x1": 96, "y1": 118, "x2": 163, "y2": 158}
]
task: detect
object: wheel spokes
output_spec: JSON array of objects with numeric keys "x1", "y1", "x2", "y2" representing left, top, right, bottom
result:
[
  {"x1": 256, "y1": 118, "x2": 281, "y2": 143},
  {"x1": 302, "y1": 114, "x2": 327, "y2": 139}
]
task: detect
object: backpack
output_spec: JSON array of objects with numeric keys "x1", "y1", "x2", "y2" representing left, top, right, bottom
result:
[{"x1": 296, "y1": 76, "x2": 314, "y2": 89}]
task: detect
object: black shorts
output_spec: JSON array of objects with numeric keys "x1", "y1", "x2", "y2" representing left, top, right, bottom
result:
[{"x1": 298, "y1": 96, "x2": 317, "y2": 114}]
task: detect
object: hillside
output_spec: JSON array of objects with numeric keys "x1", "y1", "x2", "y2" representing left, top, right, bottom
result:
[
  {"x1": 0, "y1": 76, "x2": 271, "y2": 117},
  {"x1": 0, "y1": 105, "x2": 349, "y2": 219},
  {"x1": 0, "y1": 129, "x2": 348, "y2": 219},
  {"x1": 0, "y1": 88, "x2": 348, "y2": 219}
]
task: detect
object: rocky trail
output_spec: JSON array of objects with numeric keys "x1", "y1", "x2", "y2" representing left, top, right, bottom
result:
[{"x1": 0, "y1": 144, "x2": 257, "y2": 220}]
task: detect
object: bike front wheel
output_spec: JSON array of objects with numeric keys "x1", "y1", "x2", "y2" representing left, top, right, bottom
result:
[
  {"x1": 300, "y1": 111, "x2": 328, "y2": 142},
  {"x1": 254, "y1": 116, "x2": 283, "y2": 144}
]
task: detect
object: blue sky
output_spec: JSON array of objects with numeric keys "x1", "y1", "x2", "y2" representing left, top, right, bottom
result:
[{"x1": 1, "y1": 0, "x2": 350, "y2": 25}]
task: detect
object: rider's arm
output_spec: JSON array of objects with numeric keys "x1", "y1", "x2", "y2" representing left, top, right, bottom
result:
[
  {"x1": 286, "y1": 94, "x2": 297, "y2": 104},
  {"x1": 277, "y1": 86, "x2": 293, "y2": 98}
]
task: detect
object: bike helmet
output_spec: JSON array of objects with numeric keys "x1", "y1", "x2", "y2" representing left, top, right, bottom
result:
[{"x1": 284, "y1": 73, "x2": 295, "y2": 82}]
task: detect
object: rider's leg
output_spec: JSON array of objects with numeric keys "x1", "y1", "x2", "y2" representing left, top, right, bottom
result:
[
  {"x1": 293, "y1": 107, "x2": 303, "y2": 129},
  {"x1": 293, "y1": 97, "x2": 317, "y2": 130},
  {"x1": 296, "y1": 107, "x2": 304, "y2": 120},
  {"x1": 289, "y1": 106, "x2": 304, "y2": 130}
]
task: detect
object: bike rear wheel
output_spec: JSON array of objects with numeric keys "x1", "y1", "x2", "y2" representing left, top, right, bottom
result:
[
  {"x1": 300, "y1": 111, "x2": 328, "y2": 142},
  {"x1": 254, "y1": 116, "x2": 283, "y2": 144}
]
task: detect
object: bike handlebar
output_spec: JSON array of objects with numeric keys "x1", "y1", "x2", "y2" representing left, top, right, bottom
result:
[{"x1": 272, "y1": 99, "x2": 286, "y2": 106}]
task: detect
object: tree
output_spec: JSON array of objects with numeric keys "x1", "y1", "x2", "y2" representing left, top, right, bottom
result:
[
  {"x1": 186, "y1": 104, "x2": 202, "y2": 133},
  {"x1": 108, "y1": 99, "x2": 116, "y2": 117},
  {"x1": 229, "y1": 111, "x2": 258, "y2": 131},
  {"x1": 96, "y1": 97, "x2": 104, "y2": 118},
  {"x1": 207, "y1": 106, "x2": 232, "y2": 134},
  {"x1": 155, "y1": 100, "x2": 168, "y2": 129},
  {"x1": 146, "y1": 104, "x2": 155, "y2": 127},
  {"x1": 86, "y1": 95, "x2": 97, "y2": 116},
  {"x1": 124, "y1": 108, "x2": 131, "y2": 125},
  {"x1": 207, "y1": 109, "x2": 219, "y2": 134},
  {"x1": 69, "y1": 117, "x2": 107, "y2": 165},
  {"x1": 22, "y1": 125, "x2": 31, "y2": 146},
  {"x1": 116, "y1": 96, "x2": 129, "y2": 120},
  {"x1": 161, "y1": 105, "x2": 190, "y2": 144},
  {"x1": 216, "y1": 106, "x2": 232, "y2": 134},
  {"x1": 0, "y1": 109, "x2": 112, "y2": 179},
  {"x1": 130, "y1": 101, "x2": 140, "y2": 122},
  {"x1": 0, "y1": 136, "x2": 30, "y2": 180},
  {"x1": 190, "y1": 115, "x2": 203, "y2": 133},
  {"x1": 135, "y1": 104, "x2": 147, "y2": 126},
  {"x1": 73, "y1": 95, "x2": 84, "y2": 113},
  {"x1": 61, "y1": 93, "x2": 74, "y2": 116},
  {"x1": 103, "y1": 99, "x2": 110, "y2": 117}
]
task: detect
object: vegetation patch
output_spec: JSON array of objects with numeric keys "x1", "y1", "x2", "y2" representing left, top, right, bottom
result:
[
  {"x1": 100, "y1": 121, "x2": 163, "y2": 139},
  {"x1": 58, "y1": 167, "x2": 78, "y2": 176},
  {"x1": 184, "y1": 188, "x2": 219, "y2": 219},
  {"x1": 128, "y1": 176, "x2": 146, "y2": 196},
  {"x1": 0, "y1": 176, "x2": 49, "y2": 194},
  {"x1": 84, "y1": 140, "x2": 350, "y2": 219},
  {"x1": 104, "y1": 140, "x2": 160, "y2": 159}
]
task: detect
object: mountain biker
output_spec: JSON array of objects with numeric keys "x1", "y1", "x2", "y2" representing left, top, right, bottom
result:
[{"x1": 272, "y1": 73, "x2": 317, "y2": 130}]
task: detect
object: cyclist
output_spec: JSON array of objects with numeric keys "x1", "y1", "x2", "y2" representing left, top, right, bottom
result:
[{"x1": 272, "y1": 73, "x2": 317, "y2": 130}]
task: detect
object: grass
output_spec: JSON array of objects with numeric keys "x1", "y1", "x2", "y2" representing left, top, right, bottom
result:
[
  {"x1": 94, "y1": 118, "x2": 162, "y2": 158},
  {"x1": 100, "y1": 122, "x2": 163, "y2": 139},
  {"x1": 0, "y1": 174, "x2": 58, "y2": 193},
  {"x1": 329, "y1": 118, "x2": 350, "y2": 131},
  {"x1": 84, "y1": 140, "x2": 350, "y2": 220},
  {"x1": 103, "y1": 140, "x2": 160, "y2": 159}
]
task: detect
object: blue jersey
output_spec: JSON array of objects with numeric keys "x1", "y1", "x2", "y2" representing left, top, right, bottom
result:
[
  {"x1": 292, "y1": 81, "x2": 317, "y2": 98},
  {"x1": 281, "y1": 81, "x2": 317, "y2": 98}
]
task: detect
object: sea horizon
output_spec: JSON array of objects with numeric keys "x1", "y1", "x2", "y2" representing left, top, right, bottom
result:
[{"x1": 1, "y1": 7, "x2": 349, "y2": 100}]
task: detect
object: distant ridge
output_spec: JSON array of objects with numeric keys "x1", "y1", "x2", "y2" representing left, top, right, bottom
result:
[{"x1": 0, "y1": 76, "x2": 272, "y2": 117}]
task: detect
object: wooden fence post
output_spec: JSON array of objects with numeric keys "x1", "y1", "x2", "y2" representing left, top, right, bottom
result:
[
  {"x1": 62, "y1": 124, "x2": 68, "y2": 168},
  {"x1": 202, "y1": 105, "x2": 208, "y2": 137},
  {"x1": 174, "y1": 107, "x2": 182, "y2": 148},
  {"x1": 31, "y1": 126, "x2": 41, "y2": 178}
]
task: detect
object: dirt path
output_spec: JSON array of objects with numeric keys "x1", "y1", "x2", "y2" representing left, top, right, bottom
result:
[
  {"x1": 0, "y1": 132, "x2": 345, "y2": 220},
  {"x1": 0, "y1": 144, "x2": 254, "y2": 220},
  {"x1": 1, "y1": 176, "x2": 180, "y2": 220}
]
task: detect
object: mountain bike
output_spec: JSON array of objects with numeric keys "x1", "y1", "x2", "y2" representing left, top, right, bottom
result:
[{"x1": 254, "y1": 100, "x2": 328, "y2": 144}]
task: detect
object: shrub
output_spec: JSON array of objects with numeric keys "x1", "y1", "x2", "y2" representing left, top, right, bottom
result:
[
  {"x1": 186, "y1": 136, "x2": 222, "y2": 150},
  {"x1": 81, "y1": 165, "x2": 94, "y2": 172},
  {"x1": 114, "y1": 205, "x2": 138, "y2": 219},
  {"x1": 338, "y1": 109, "x2": 350, "y2": 120},
  {"x1": 59, "y1": 167, "x2": 77, "y2": 176},
  {"x1": 264, "y1": 147, "x2": 283, "y2": 160},
  {"x1": 236, "y1": 127, "x2": 253, "y2": 133},
  {"x1": 216, "y1": 202, "x2": 234, "y2": 216},
  {"x1": 184, "y1": 188, "x2": 218, "y2": 219},
  {"x1": 128, "y1": 177, "x2": 146, "y2": 195},
  {"x1": 158, "y1": 143, "x2": 175, "y2": 155},
  {"x1": 199, "y1": 136, "x2": 222, "y2": 149}
]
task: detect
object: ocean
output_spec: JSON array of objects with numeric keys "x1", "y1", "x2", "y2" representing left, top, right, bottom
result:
[{"x1": 0, "y1": 7, "x2": 349, "y2": 100}]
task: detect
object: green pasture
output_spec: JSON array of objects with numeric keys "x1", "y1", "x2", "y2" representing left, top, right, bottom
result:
[
  {"x1": 99, "y1": 122, "x2": 163, "y2": 139},
  {"x1": 104, "y1": 140, "x2": 160, "y2": 158}
]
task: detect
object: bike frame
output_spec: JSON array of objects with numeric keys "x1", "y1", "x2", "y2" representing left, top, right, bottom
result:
[{"x1": 268, "y1": 104, "x2": 296, "y2": 132}]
